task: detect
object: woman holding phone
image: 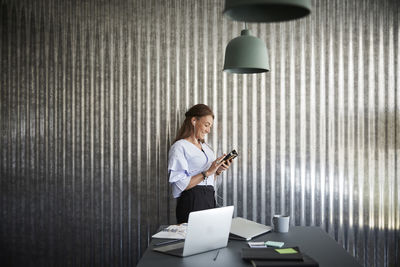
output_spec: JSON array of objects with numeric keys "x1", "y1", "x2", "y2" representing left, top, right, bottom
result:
[{"x1": 168, "y1": 104, "x2": 233, "y2": 224}]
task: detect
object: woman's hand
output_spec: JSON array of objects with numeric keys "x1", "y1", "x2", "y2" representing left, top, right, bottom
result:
[
  {"x1": 216, "y1": 158, "x2": 232, "y2": 176},
  {"x1": 206, "y1": 154, "x2": 226, "y2": 176}
]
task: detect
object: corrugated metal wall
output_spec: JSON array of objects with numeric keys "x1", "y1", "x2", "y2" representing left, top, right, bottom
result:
[{"x1": 0, "y1": 0, "x2": 399, "y2": 266}]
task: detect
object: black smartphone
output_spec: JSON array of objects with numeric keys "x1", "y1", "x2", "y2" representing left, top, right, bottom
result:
[{"x1": 222, "y1": 149, "x2": 238, "y2": 163}]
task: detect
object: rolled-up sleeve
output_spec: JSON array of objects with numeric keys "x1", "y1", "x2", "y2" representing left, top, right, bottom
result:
[{"x1": 168, "y1": 147, "x2": 191, "y2": 198}]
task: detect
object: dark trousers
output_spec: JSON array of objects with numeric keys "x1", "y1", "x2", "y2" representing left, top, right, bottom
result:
[{"x1": 176, "y1": 185, "x2": 216, "y2": 224}]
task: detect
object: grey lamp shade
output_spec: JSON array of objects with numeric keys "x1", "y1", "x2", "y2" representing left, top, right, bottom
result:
[
  {"x1": 224, "y1": 0, "x2": 311, "y2": 22},
  {"x1": 223, "y1": 29, "x2": 269, "y2": 74}
]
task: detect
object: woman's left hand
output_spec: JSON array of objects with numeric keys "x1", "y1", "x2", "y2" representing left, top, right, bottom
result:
[{"x1": 216, "y1": 159, "x2": 232, "y2": 175}]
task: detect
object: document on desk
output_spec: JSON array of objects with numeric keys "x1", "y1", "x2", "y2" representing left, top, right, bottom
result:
[
  {"x1": 248, "y1": 241, "x2": 284, "y2": 248},
  {"x1": 152, "y1": 223, "x2": 187, "y2": 239}
]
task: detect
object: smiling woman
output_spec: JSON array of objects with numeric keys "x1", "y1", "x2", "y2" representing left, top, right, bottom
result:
[{"x1": 168, "y1": 104, "x2": 233, "y2": 223}]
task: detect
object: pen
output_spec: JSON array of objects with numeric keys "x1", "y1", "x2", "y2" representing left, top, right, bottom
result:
[
  {"x1": 213, "y1": 249, "x2": 220, "y2": 261},
  {"x1": 153, "y1": 239, "x2": 182, "y2": 247}
]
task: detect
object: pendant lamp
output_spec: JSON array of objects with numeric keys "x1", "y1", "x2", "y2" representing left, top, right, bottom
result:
[
  {"x1": 224, "y1": 0, "x2": 311, "y2": 23},
  {"x1": 223, "y1": 28, "x2": 269, "y2": 74}
]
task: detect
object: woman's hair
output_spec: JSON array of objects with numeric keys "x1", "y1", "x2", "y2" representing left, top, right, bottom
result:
[{"x1": 174, "y1": 104, "x2": 214, "y2": 143}]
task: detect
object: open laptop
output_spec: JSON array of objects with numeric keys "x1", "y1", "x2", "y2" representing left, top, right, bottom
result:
[
  {"x1": 229, "y1": 217, "x2": 272, "y2": 241},
  {"x1": 153, "y1": 206, "x2": 234, "y2": 257}
]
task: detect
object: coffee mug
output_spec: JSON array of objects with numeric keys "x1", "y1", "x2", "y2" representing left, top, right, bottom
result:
[{"x1": 272, "y1": 215, "x2": 290, "y2": 233}]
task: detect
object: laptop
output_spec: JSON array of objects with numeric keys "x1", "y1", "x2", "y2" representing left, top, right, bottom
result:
[
  {"x1": 229, "y1": 217, "x2": 272, "y2": 241},
  {"x1": 153, "y1": 206, "x2": 234, "y2": 257}
]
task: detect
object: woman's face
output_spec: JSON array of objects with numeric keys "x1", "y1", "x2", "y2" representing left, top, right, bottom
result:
[{"x1": 192, "y1": 115, "x2": 213, "y2": 140}]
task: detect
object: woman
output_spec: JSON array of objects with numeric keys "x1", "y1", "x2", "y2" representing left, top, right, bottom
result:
[{"x1": 168, "y1": 104, "x2": 232, "y2": 223}]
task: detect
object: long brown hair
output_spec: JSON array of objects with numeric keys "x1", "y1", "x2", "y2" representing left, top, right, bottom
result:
[{"x1": 174, "y1": 104, "x2": 214, "y2": 143}]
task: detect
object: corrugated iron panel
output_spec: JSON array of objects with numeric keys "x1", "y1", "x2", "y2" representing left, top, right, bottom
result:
[{"x1": 0, "y1": 0, "x2": 399, "y2": 266}]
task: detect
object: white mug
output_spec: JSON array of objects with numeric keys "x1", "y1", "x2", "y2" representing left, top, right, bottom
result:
[{"x1": 272, "y1": 215, "x2": 290, "y2": 233}]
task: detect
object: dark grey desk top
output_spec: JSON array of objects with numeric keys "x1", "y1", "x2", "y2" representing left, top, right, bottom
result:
[{"x1": 137, "y1": 226, "x2": 361, "y2": 267}]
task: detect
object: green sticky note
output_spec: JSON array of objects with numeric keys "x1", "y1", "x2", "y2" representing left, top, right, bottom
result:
[{"x1": 275, "y1": 248, "x2": 298, "y2": 254}]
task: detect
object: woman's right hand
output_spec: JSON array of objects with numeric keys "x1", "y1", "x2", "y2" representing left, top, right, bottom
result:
[{"x1": 206, "y1": 154, "x2": 226, "y2": 176}]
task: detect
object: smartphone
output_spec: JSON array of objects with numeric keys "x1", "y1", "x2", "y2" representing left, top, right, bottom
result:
[{"x1": 221, "y1": 149, "x2": 238, "y2": 163}]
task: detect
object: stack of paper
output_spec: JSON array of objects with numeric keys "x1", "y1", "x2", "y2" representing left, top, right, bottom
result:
[{"x1": 151, "y1": 223, "x2": 188, "y2": 239}]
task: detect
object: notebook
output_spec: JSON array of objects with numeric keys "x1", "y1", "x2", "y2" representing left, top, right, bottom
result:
[
  {"x1": 250, "y1": 254, "x2": 319, "y2": 267},
  {"x1": 242, "y1": 247, "x2": 303, "y2": 261},
  {"x1": 152, "y1": 206, "x2": 234, "y2": 257},
  {"x1": 230, "y1": 217, "x2": 272, "y2": 241}
]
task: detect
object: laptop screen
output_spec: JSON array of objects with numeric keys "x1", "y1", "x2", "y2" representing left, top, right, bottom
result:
[{"x1": 183, "y1": 206, "x2": 234, "y2": 257}]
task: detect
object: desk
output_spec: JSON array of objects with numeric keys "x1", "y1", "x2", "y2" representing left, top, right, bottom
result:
[{"x1": 137, "y1": 226, "x2": 361, "y2": 267}]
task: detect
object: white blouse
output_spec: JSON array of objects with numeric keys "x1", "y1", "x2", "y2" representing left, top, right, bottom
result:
[{"x1": 168, "y1": 139, "x2": 216, "y2": 198}]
